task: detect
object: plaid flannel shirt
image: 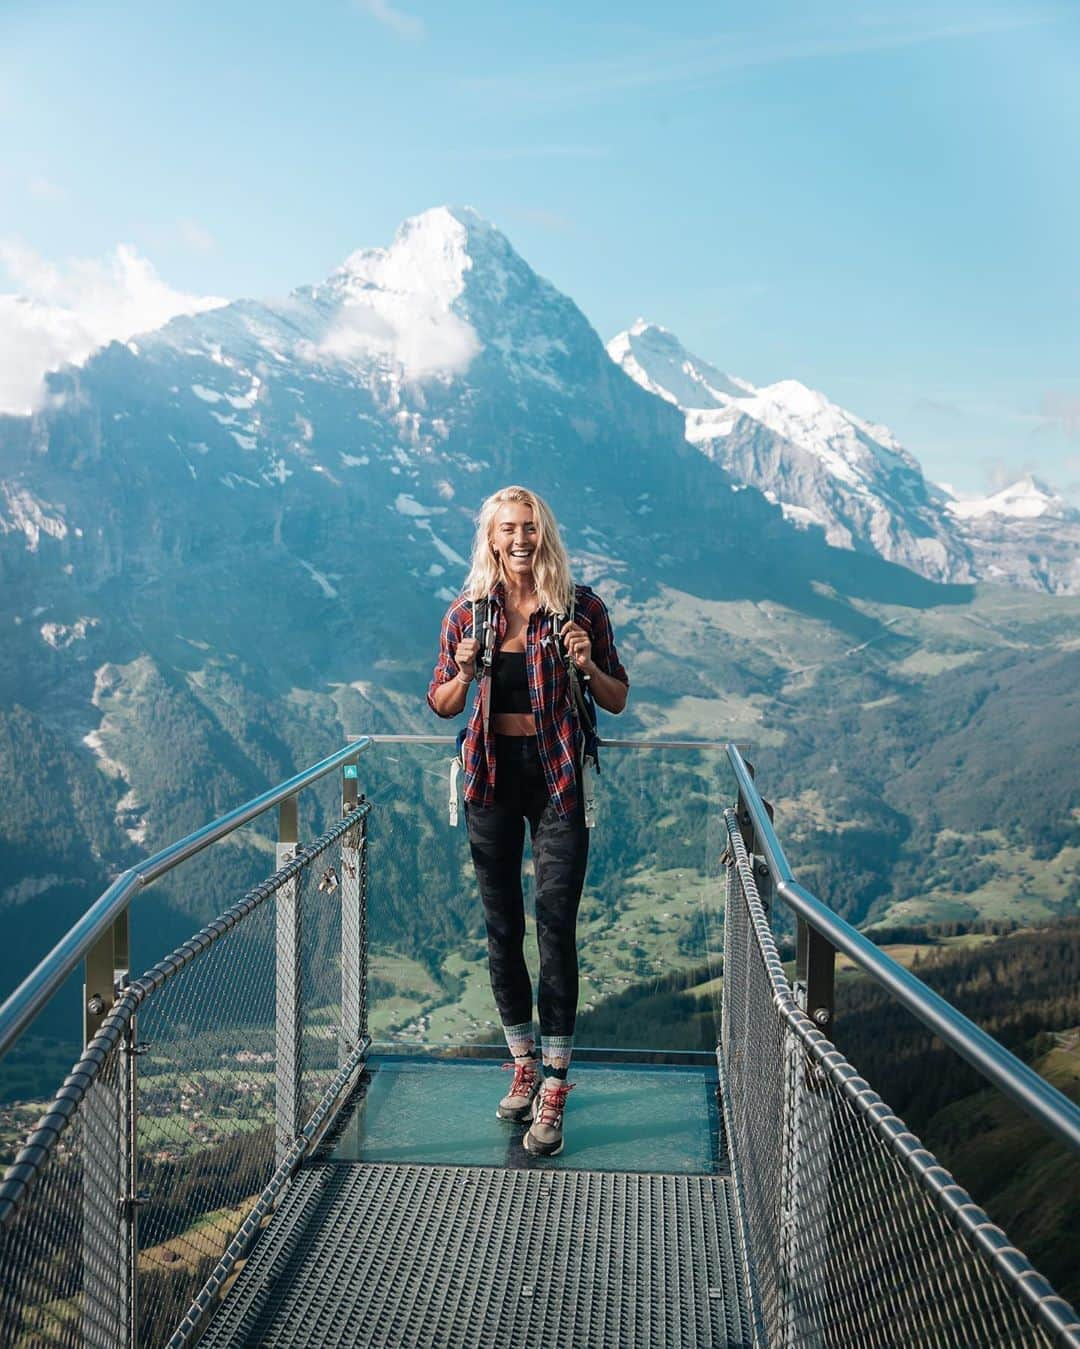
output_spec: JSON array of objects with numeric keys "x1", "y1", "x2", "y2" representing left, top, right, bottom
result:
[{"x1": 427, "y1": 583, "x2": 629, "y2": 818}]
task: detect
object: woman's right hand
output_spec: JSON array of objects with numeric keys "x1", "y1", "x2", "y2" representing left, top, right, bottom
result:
[{"x1": 455, "y1": 636, "x2": 480, "y2": 681}]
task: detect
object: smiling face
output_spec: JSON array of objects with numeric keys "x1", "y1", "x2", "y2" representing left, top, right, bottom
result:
[{"x1": 490, "y1": 500, "x2": 539, "y2": 585}]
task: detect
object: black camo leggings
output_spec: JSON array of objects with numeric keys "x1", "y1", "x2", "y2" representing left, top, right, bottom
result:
[{"x1": 465, "y1": 735, "x2": 589, "y2": 1039}]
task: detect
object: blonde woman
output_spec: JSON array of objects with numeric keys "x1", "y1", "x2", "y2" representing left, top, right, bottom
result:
[{"x1": 427, "y1": 486, "x2": 629, "y2": 1155}]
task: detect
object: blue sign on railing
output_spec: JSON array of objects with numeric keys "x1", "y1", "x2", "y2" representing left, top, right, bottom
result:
[{"x1": 343, "y1": 763, "x2": 358, "y2": 779}]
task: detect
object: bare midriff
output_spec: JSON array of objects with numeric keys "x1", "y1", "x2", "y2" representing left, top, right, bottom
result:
[
  {"x1": 492, "y1": 637, "x2": 533, "y2": 737},
  {"x1": 492, "y1": 711, "x2": 535, "y2": 737}
]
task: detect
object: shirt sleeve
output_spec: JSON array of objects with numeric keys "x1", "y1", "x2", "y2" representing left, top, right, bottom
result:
[
  {"x1": 581, "y1": 590, "x2": 629, "y2": 688},
  {"x1": 426, "y1": 600, "x2": 467, "y2": 715}
]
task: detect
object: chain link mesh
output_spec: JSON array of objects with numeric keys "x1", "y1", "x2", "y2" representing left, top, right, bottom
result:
[
  {"x1": 720, "y1": 809, "x2": 1074, "y2": 1348},
  {"x1": 0, "y1": 804, "x2": 368, "y2": 1348},
  {"x1": 133, "y1": 888, "x2": 277, "y2": 1346},
  {"x1": 0, "y1": 1044, "x2": 129, "y2": 1348}
]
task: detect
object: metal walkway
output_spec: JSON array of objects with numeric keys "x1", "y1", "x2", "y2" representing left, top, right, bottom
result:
[
  {"x1": 201, "y1": 1053, "x2": 751, "y2": 1348},
  {"x1": 200, "y1": 1162, "x2": 751, "y2": 1348},
  {"x1": 3, "y1": 739, "x2": 1079, "y2": 1347}
]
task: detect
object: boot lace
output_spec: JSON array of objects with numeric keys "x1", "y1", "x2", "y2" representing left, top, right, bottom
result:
[
  {"x1": 503, "y1": 1060, "x2": 538, "y2": 1097},
  {"x1": 535, "y1": 1081, "x2": 574, "y2": 1127}
]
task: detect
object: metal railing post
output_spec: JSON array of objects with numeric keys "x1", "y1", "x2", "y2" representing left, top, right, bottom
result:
[
  {"x1": 275, "y1": 795, "x2": 301, "y2": 1167},
  {"x1": 795, "y1": 921, "x2": 835, "y2": 1031},
  {"x1": 82, "y1": 911, "x2": 135, "y2": 1347},
  {"x1": 737, "y1": 763, "x2": 775, "y2": 921},
  {"x1": 123, "y1": 1015, "x2": 140, "y2": 1347},
  {"x1": 340, "y1": 762, "x2": 367, "y2": 1064}
]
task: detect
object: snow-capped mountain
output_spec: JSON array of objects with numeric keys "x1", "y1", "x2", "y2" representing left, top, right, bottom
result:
[
  {"x1": 606, "y1": 321, "x2": 753, "y2": 407},
  {"x1": 945, "y1": 475, "x2": 1074, "y2": 522},
  {"x1": 8, "y1": 205, "x2": 959, "y2": 1000},
  {"x1": 3, "y1": 204, "x2": 1077, "y2": 1040},
  {"x1": 608, "y1": 320, "x2": 1078, "y2": 593},
  {"x1": 944, "y1": 476, "x2": 1080, "y2": 594}
]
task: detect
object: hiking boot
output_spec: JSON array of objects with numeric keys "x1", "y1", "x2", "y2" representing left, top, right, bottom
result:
[
  {"x1": 523, "y1": 1080, "x2": 575, "y2": 1156},
  {"x1": 497, "y1": 1058, "x2": 540, "y2": 1122}
]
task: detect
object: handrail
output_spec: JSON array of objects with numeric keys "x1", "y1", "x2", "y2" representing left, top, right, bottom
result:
[
  {"x1": 351, "y1": 734, "x2": 738, "y2": 750},
  {"x1": 726, "y1": 742, "x2": 1080, "y2": 1155},
  {"x1": 0, "y1": 737, "x2": 372, "y2": 1060}
]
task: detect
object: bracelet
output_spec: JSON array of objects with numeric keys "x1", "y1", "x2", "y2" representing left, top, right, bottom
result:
[{"x1": 456, "y1": 671, "x2": 474, "y2": 685}]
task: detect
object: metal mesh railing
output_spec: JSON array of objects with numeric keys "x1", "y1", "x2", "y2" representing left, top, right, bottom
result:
[
  {"x1": 0, "y1": 804, "x2": 368, "y2": 1349},
  {"x1": 720, "y1": 808, "x2": 1078, "y2": 1348},
  {"x1": 0, "y1": 1046, "x2": 130, "y2": 1348}
]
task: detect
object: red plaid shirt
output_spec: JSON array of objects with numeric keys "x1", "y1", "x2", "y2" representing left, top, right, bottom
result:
[{"x1": 427, "y1": 584, "x2": 629, "y2": 818}]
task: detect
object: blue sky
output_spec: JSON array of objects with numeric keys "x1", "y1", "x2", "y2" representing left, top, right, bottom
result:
[{"x1": 2, "y1": 0, "x2": 1078, "y2": 498}]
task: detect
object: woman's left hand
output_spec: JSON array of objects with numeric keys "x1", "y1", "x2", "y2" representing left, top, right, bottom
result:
[{"x1": 560, "y1": 620, "x2": 592, "y2": 670}]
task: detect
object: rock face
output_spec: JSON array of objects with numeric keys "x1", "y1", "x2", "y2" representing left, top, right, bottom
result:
[{"x1": 608, "y1": 320, "x2": 1079, "y2": 594}]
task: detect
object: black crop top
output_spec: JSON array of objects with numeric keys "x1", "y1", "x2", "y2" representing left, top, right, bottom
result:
[{"x1": 491, "y1": 650, "x2": 530, "y2": 714}]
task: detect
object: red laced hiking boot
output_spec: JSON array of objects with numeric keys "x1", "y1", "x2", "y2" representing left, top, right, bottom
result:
[
  {"x1": 523, "y1": 1080, "x2": 575, "y2": 1157},
  {"x1": 497, "y1": 1058, "x2": 540, "y2": 1122}
]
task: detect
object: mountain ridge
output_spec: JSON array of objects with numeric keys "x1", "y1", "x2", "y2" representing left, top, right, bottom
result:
[
  {"x1": 0, "y1": 206, "x2": 1075, "y2": 1033},
  {"x1": 608, "y1": 319, "x2": 1079, "y2": 594}
]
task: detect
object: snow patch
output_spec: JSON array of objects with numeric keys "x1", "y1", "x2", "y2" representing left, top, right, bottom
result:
[
  {"x1": 0, "y1": 484, "x2": 68, "y2": 551},
  {"x1": 40, "y1": 616, "x2": 99, "y2": 648},
  {"x1": 262, "y1": 456, "x2": 291, "y2": 485},
  {"x1": 395, "y1": 493, "x2": 446, "y2": 518},
  {"x1": 418, "y1": 519, "x2": 467, "y2": 566}
]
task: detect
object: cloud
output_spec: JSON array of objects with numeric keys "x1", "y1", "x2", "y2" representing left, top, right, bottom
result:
[
  {"x1": 0, "y1": 241, "x2": 227, "y2": 415},
  {"x1": 355, "y1": 0, "x2": 425, "y2": 40},
  {"x1": 314, "y1": 297, "x2": 479, "y2": 379}
]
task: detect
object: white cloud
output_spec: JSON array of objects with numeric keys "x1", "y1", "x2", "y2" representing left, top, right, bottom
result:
[
  {"x1": 0, "y1": 241, "x2": 227, "y2": 415},
  {"x1": 355, "y1": 0, "x2": 425, "y2": 40},
  {"x1": 316, "y1": 298, "x2": 479, "y2": 379}
]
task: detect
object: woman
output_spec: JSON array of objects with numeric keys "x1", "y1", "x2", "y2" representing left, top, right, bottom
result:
[{"x1": 427, "y1": 486, "x2": 629, "y2": 1156}]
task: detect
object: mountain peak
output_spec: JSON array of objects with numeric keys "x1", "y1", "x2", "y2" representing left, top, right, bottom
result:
[
  {"x1": 607, "y1": 320, "x2": 751, "y2": 407},
  {"x1": 332, "y1": 206, "x2": 493, "y2": 307},
  {"x1": 946, "y1": 475, "x2": 1075, "y2": 521}
]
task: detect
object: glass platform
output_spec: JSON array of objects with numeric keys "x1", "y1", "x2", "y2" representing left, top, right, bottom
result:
[{"x1": 328, "y1": 1053, "x2": 726, "y2": 1175}]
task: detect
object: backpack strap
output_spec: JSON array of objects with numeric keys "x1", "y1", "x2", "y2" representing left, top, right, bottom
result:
[
  {"x1": 471, "y1": 595, "x2": 494, "y2": 742},
  {"x1": 554, "y1": 599, "x2": 601, "y2": 783},
  {"x1": 467, "y1": 595, "x2": 493, "y2": 669},
  {"x1": 450, "y1": 595, "x2": 493, "y2": 827}
]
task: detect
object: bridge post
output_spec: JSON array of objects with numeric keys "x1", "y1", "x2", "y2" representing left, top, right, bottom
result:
[
  {"x1": 736, "y1": 761, "x2": 775, "y2": 920},
  {"x1": 82, "y1": 911, "x2": 137, "y2": 1348},
  {"x1": 275, "y1": 795, "x2": 302, "y2": 1168},
  {"x1": 340, "y1": 762, "x2": 367, "y2": 1064},
  {"x1": 794, "y1": 922, "x2": 836, "y2": 1032}
]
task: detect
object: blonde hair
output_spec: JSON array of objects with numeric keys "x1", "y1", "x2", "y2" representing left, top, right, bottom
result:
[{"x1": 464, "y1": 485, "x2": 574, "y2": 614}]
